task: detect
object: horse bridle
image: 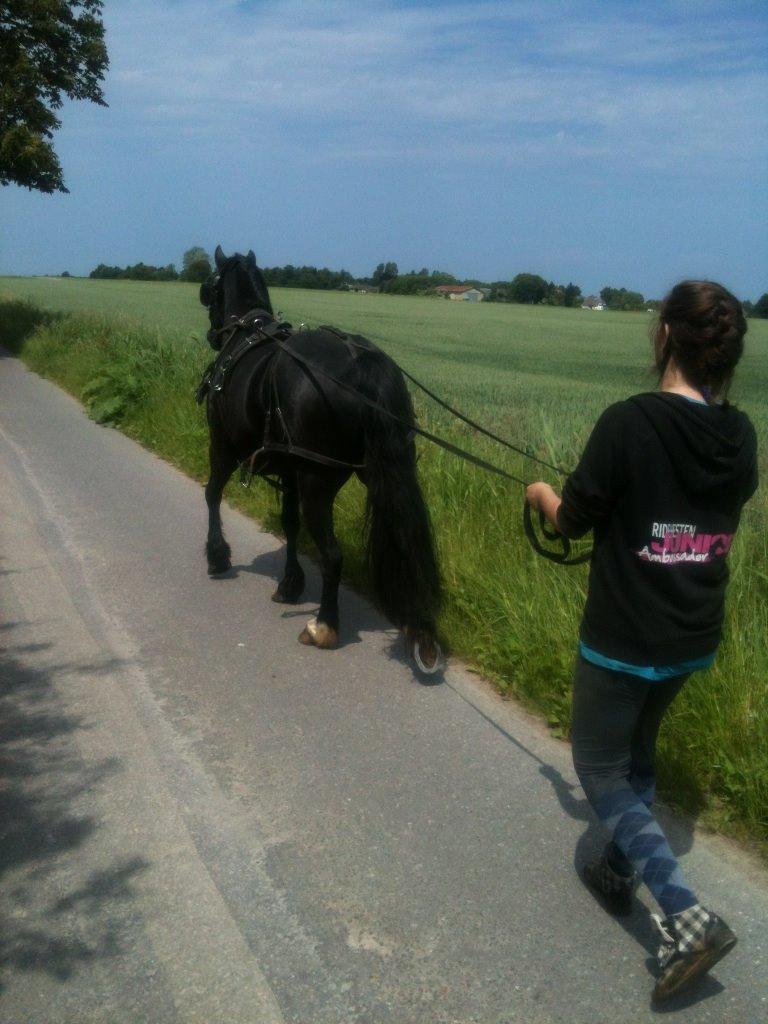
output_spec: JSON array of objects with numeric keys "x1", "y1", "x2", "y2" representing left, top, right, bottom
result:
[
  {"x1": 205, "y1": 308, "x2": 272, "y2": 349},
  {"x1": 201, "y1": 258, "x2": 263, "y2": 347},
  {"x1": 199, "y1": 268, "x2": 222, "y2": 311}
]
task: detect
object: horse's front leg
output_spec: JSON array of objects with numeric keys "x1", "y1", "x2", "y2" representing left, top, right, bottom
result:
[
  {"x1": 205, "y1": 440, "x2": 237, "y2": 574},
  {"x1": 272, "y1": 472, "x2": 305, "y2": 603},
  {"x1": 297, "y1": 470, "x2": 348, "y2": 649}
]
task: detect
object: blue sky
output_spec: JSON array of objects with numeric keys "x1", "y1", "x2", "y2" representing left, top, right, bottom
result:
[{"x1": 2, "y1": 0, "x2": 767, "y2": 298}]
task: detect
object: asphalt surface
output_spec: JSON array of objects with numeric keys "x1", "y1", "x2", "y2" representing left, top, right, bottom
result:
[{"x1": 0, "y1": 348, "x2": 766, "y2": 1024}]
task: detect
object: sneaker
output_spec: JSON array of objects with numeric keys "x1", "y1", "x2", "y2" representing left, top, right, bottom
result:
[
  {"x1": 652, "y1": 905, "x2": 738, "y2": 1003},
  {"x1": 582, "y1": 855, "x2": 635, "y2": 916}
]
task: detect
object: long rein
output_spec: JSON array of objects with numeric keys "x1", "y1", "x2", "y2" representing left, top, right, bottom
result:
[
  {"x1": 203, "y1": 311, "x2": 590, "y2": 566},
  {"x1": 273, "y1": 335, "x2": 591, "y2": 567}
]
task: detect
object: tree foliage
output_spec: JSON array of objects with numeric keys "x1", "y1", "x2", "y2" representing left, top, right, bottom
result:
[
  {"x1": 0, "y1": 1, "x2": 109, "y2": 194},
  {"x1": 487, "y1": 275, "x2": 581, "y2": 306},
  {"x1": 123, "y1": 262, "x2": 178, "y2": 282},
  {"x1": 90, "y1": 262, "x2": 179, "y2": 281},
  {"x1": 263, "y1": 265, "x2": 354, "y2": 290},
  {"x1": 181, "y1": 258, "x2": 212, "y2": 283},
  {"x1": 371, "y1": 262, "x2": 399, "y2": 285},
  {"x1": 563, "y1": 282, "x2": 582, "y2": 308},
  {"x1": 509, "y1": 273, "x2": 549, "y2": 304},
  {"x1": 178, "y1": 247, "x2": 213, "y2": 282},
  {"x1": 600, "y1": 286, "x2": 645, "y2": 311},
  {"x1": 182, "y1": 247, "x2": 211, "y2": 273},
  {"x1": 89, "y1": 263, "x2": 122, "y2": 279},
  {"x1": 751, "y1": 293, "x2": 768, "y2": 319},
  {"x1": 380, "y1": 270, "x2": 457, "y2": 295}
]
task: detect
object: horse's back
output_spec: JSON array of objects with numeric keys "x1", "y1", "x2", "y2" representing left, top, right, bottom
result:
[
  {"x1": 209, "y1": 322, "x2": 411, "y2": 468},
  {"x1": 276, "y1": 326, "x2": 411, "y2": 461}
]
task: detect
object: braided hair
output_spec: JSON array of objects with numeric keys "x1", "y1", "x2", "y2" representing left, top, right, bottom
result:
[{"x1": 653, "y1": 281, "x2": 747, "y2": 401}]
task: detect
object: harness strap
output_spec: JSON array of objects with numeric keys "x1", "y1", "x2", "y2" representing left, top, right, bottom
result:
[
  {"x1": 275, "y1": 340, "x2": 591, "y2": 567},
  {"x1": 275, "y1": 340, "x2": 530, "y2": 485},
  {"x1": 338, "y1": 336, "x2": 567, "y2": 477},
  {"x1": 205, "y1": 307, "x2": 272, "y2": 346},
  {"x1": 246, "y1": 443, "x2": 365, "y2": 474},
  {"x1": 195, "y1": 359, "x2": 216, "y2": 404},
  {"x1": 319, "y1": 324, "x2": 360, "y2": 361},
  {"x1": 196, "y1": 315, "x2": 292, "y2": 404},
  {"x1": 200, "y1": 317, "x2": 591, "y2": 567}
]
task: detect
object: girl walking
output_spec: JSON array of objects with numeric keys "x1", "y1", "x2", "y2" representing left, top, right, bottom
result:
[{"x1": 526, "y1": 280, "x2": 757, "y2": 1002}]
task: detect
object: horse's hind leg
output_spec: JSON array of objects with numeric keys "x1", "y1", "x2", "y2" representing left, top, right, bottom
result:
[
  {"x1": 272, "y1": 472, "x2": 305, "y2": 603},
  {"x1": 205, "y1": 440, "x2": 238, "y2": 575},
  {"x1": 297, "y1": 469, "x2": 348, "y2": 649}
]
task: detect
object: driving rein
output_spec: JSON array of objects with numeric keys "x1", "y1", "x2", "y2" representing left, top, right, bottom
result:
[{"x1": 196, "y1": 312, "x2": 591, "y2": 567}]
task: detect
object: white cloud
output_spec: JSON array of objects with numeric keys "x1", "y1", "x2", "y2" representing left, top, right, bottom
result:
[{"x1": 99, "y1": 0, "x2": 768, "y2": 173}]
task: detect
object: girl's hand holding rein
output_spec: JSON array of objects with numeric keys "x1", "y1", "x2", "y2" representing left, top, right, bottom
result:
[{"x1": 525, "y1": 481, "x2": 562, "y2": 532}]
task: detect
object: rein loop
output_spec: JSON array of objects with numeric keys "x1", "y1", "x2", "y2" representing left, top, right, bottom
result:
[{"x1": 523, "y1": 501, "x2": 592, "y2": 566}]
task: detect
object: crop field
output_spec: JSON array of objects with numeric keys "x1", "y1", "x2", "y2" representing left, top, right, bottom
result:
[{"x1": 1, "y1": 276, "x2": 767, "y2": 848}]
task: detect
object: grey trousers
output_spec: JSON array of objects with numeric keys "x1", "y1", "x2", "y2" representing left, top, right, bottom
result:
[{"x1": 571, "y1": 654, "x2": 691, "y2": 895}]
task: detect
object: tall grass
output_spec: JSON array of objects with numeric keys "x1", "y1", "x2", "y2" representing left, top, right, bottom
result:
[{"x1": 1, "y1": 284, "x2": 766, "y2": 850}]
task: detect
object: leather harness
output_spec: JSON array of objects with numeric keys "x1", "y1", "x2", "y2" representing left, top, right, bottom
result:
[
  {"x1": 196, "y1": 312, "x2": 367, "y2": 486},
  {"x1": 196, "y1": 309, "x2": 591, "y2": 566}
]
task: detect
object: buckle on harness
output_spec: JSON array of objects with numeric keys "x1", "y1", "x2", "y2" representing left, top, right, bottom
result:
[{"x1": 211, "y1": 354, "x2": 232, "y2": 392}]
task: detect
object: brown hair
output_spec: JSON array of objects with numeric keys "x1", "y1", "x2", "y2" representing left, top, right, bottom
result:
[{"x1": 653, "y1": 280, "x2": 747, "y2": 400}]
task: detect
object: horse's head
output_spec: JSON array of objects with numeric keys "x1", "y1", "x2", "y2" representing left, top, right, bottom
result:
[{"x1": 200, "y1": 245, "x2": 274, "y2": 350}]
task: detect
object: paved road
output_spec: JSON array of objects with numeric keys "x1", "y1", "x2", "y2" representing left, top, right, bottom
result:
[{"x1": 0, "y1": 349, "x2": 766, "y2": 1024}]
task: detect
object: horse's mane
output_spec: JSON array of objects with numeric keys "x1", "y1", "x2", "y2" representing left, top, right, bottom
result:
[{"x1": 230, "y1": 253, "x2": 273, "y2": 315}]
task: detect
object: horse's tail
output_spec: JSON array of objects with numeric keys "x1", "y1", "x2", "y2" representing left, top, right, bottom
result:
[{"x1": 360, "y1": 357, "x2": 441, "y2": 634}]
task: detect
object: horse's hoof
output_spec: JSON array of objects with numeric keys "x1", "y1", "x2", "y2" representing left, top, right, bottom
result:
[
  {"x1": 298, "y1": 617, "x2": 338, "y2": 649},
  {"x1": 272, "y1": 579, "x2": 305, "y2": 604},
  {"x1": 408, "y1": 631, "x2": 444, "y2": 674},
  {"x1": 206, "y1": 541, "x2": 231, "y2": 575}
]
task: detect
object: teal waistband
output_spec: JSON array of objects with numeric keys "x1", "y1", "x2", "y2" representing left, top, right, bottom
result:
[{"x1": 579, "y1": 642, "x2": 716, "y2": 681}]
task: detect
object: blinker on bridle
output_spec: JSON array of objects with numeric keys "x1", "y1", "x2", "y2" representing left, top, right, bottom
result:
[{"x1": 201, "y1": 269, "x2": 222, "y2": 310}]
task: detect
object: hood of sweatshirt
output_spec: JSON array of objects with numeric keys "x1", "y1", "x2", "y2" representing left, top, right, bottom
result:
[{"x1": 629, "y1": 392, "x2": 756, "y2": 495}]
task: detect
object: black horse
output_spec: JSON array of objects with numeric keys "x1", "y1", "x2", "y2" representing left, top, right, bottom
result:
[{"x1": 199, "y1": 246, "x2": 442, "y2": 671}]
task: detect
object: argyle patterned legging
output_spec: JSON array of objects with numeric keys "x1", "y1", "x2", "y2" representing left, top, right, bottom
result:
[{"x1": 571, "y1": 656, "x2": 698, "y2": 917}]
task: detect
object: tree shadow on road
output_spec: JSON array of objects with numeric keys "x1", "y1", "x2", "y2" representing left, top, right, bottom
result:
[
  {"x1": 0, "y1": 302, "x2": 64, "y2": 358},
  {"x1": 0, "y1": 643, "x2": 149, "y2": 994}
]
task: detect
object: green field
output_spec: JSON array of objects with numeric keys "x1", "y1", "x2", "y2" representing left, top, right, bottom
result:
[{"x1": 1, "y1": 276, "x2": 766, "y2": 849}]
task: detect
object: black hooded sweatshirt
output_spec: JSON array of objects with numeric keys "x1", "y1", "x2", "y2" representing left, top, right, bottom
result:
[{"x1": 558, "y1": 393, "x2": 758, "y2": 666}]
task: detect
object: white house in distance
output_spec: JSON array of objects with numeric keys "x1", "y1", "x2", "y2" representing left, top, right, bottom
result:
[
  {"x1": 435, "y1": 284, "x2": 486, "y2": 302},
  {"x1": 345, "y1": 283, "x2": 379, "y2": 294},
  {"x1": 581, "y1": 295, "x2": 605, "y2": 310}
]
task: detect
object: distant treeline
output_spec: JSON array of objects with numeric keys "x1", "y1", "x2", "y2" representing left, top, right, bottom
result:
[
  {"x1": 84, "y1": 250, "x2": 768, "y2": 316},
  {"x1": 368, "y1": 266, "x2": 585, "y2": 305},
  {"x1": 377, "y1": 270, "x2": 460, "y2": 294},
  {"x1": 598, "y1": 286, "x2": 647, "y2": 311},
  {"x1": 89, "y1": 246, "x2": 212, "y2": 283},
  {"x1": 262, "y1": 265, "x2": 355, "y2": 290},
  {"x1": 744, "y1": 294, "x2": 768, "y2": 318},
  {"x1": 90, "y1": 262, "x2": 181, "y2": 281}
]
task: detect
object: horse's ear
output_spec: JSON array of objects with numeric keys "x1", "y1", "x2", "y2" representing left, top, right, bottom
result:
[
  {"x1": 214, "y1": 245, "x2": 227, "y2": 270},
  {"x1": 247, "y1": 249, "x2": 257, "y2": 267}
]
